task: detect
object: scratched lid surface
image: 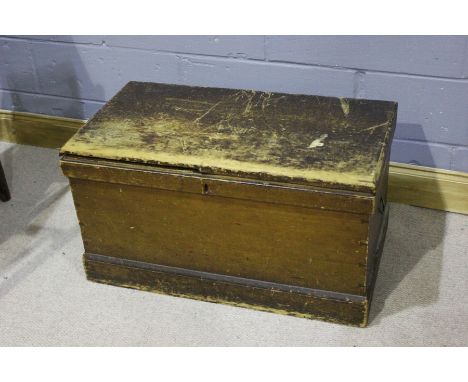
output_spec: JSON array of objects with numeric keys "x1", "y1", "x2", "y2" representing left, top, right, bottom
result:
[{"x1": 60, "y1": 81, "x2": 397, "y2": 193}]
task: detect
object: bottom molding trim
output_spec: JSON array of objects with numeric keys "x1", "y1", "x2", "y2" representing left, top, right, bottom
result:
[
  {"x1": 86, "y1": 253, "x2": 366, "y2": 303},
  {"x1": 84, "y1": 254, "x2": 369, "y2": 327}
]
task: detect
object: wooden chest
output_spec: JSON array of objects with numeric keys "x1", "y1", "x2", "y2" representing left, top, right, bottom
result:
[{"x1": 60, "y1": 82, "x2": 397, "y2": 327}]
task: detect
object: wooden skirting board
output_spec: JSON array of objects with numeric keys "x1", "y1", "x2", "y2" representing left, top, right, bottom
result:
[
  {"x1": 388, "y1": 162, "x2": 467, "y2": 214},
  {"x1": 0, "y1": 109, "x2": 84, "y2": 149},
  {"x1": 1, "y1": 109, "x2": 467, "y2": 214}
]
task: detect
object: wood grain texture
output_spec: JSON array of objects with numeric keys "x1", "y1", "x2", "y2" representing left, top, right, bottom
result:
[
  {"x1": 61, "y1": 156, "x2": 376, "y2": 215},
  {"x1": 60, "y1": 82, "x2": 397, "y2": 193},
  {"x1": 60, "y1": 150, "x2": 390, "y2": 327},
  {"x1": 80, "y1": 199, "x2": 387, "y2": 327},
  {"x1": 68, "y1": 174, "x2": 371, "y2": 295},
  {"x1": 84, "y1": 255, "x2": 370, "y2": 327},
  {"x1": 80, "y1": 194, "x2": 388, "y2": 327},
  {"x1": 57, "y1": 81, "x2": 395, "y2": 326}
]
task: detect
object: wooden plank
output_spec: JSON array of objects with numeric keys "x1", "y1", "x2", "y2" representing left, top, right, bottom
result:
[
  {"x1": 61, "y1": 155, "x2": 376, "y2": 215},
  {"x1": 84, "y1": 255, "x2": 369, "y2": 327},
  {"x1": 70, "y1": 176, "x2": 371, "y2": 295}
]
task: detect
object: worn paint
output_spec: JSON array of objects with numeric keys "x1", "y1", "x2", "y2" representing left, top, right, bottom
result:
[
  {"x1": 308, "y1": 134, "x2": 328, "y2": 148},
  {"x1": 340, "y1": 98, "x2": 350, "y2": 116},
  {"x1": 60, "y1": 82, "x2": 397, "y2": 193},
  {"x1": 60, "y1": 82, "x2": 395, "y2": 326},
  {"x1": 84, "y1": 258, "x2": 370, "y2": 327}
]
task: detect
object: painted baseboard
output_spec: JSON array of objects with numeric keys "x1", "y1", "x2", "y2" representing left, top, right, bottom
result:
[
  {"x1": 388, "y1": 162, "x2": 467, "y2": 214},
  {"x1": 0, "y1": 109, "x2": 84, "y2": 149},
  {"x1": 1, "y1": 109, "x2": 467, "y2": 214}
]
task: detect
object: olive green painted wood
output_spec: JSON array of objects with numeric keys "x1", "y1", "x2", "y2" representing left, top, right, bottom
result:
[{"x1": 59, "y1": 82, "x2": 397, "y2": 326}]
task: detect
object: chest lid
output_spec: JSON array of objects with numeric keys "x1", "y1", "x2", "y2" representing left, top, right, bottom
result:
[{"x1": 60, "y1": 81, "x2": 397, "y2": 193}]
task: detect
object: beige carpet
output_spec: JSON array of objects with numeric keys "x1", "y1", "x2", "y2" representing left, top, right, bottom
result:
[{"x1": 0, "y1": 142, "x2": 467, "y2": 346}]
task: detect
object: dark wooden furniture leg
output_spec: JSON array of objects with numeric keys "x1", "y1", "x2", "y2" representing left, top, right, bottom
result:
[{"x1": 0, "y1": 159, "x2": 11, "y2": 202}]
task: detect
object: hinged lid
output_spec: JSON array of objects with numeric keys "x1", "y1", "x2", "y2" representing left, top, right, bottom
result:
[{"x1": 60, "y1": 81, "x2": 397, "y2": 193}]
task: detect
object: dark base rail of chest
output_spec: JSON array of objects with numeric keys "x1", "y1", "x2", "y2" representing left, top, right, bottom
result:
[{"x1": 83, "y1": 208, "x2": 388, "y2": 328}]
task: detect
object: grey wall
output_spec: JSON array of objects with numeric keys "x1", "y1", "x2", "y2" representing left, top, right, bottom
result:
[{"x1": 1, "y1": 35, "x2": 467, "y2": 172}]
